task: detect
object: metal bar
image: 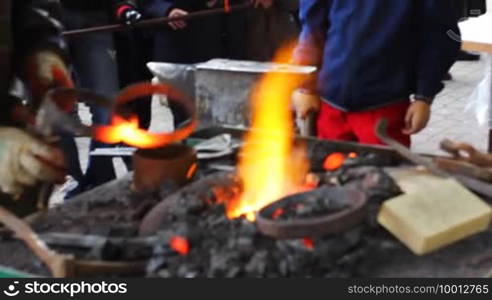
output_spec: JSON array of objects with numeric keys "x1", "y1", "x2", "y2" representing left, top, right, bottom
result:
[
  {"x1": 0, "y1": 206, "x2": 73, "y2": 277},
  {"x1": 63, "y1": 3, "x2": 253, "y2": 38},
  {"x1": 375, "y1": 119, "x2": 449, "y2": 177},
  {"x1": 90, "y1": 147, "x2": 136, "y2": 157}
]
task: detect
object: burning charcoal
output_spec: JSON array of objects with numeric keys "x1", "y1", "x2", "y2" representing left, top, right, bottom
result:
[
  {"x1": 295, "y1": 203, "x2": 312, "y2": 216},
  {"x1": 245, "y1": 251, "x2": 268, "y2": 277},
  {"x1": 146, "y1": 245, "x2": 171, "y2": 276},
  {"x1": 171, "y1": 222, "x2": 192, "y2": 238},
  {"x1": 360, "y1": 169, "x2": 402, "y2": 203},
  {"x1": 338, "y1": 166, "x2": 381, "y2": 184},
  {"x1": 264, "y1": 186, "x2": 351, "y2": 221},
  {"x1": 278, "y1": 260, "x2": 289, "y2": 276},
  {"x1": 276, "y1": 239, "x2": 314, "y2": 253},
  {"x1": 128, "y1": 196, "x2": 161, "y2": 221},
  {"x1": 208, "y1": 252, "x2": 241, "y2": 277},
  {"x1": 235, "y1": 236, "x2": 255, "y2": 253},
  {"x1": 177, "y1": 265, "x2": 199, "y2": 278},
  {"x1": 336, "y1": 247, "x2": 367, "y2": 267},
  {"x1": 203, "y1": 205, "x2": 230, "y2": 228},
  {"x1": 156, "y1": 269, "x2": 173, "y2": 278},
  {"x1": 343, "y1": 227, "x2": 363, "y2": 245},
  {"x1": 107, "y1": 225, "x2": 138, "y2": 238},
  {"x1": 226, "y1": 266, "x2": 242, "y2": 278},
  {"x1": 239, "y1": 218, "x2": 256, "y2": 232},
  {"x1": 337, "y1": 166, "x2": 401, "y2": 205}
]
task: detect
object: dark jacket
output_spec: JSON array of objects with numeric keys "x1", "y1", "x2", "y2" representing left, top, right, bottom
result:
[
  {"x1": 461, "y1": 0, "x2": 487, "y2": 18},
  {"x1": 140, "y1": 0, "x2": 223, "y2": 63},
  {"x1": 1, "y1": 0, "x2": 66, "y2": 125},
  {"x1": 294, "y1": 0, "x2": 462, "y2": 112},
  {"x1": 140, "y1": 0, "x2": 212, "y2": 18},
  {"x1": 60, "y1": 0, "x2": 138, "y2": 18}
]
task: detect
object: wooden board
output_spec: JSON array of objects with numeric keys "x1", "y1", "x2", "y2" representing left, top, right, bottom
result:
[
  {"x1": 460, "y1": 13, "x2": 492, "y2": 53},
  {"x1": 379, "y1": 168, "x2": 492, "y2": 255}
]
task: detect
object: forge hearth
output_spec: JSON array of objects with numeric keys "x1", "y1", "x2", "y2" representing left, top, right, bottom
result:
[
  {"x1": 136, "y1": 165, "x2": 402, "y2": 278},
  {"x1": 0, "y1": 129, "x2": 491, "y2": 278}
]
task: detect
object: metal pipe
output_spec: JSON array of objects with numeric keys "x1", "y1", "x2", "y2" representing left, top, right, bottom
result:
[{"x1": 63, "y1": 3, "x2": 253, "y2": 38}]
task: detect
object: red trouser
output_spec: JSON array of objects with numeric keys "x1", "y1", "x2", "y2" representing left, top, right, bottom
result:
[{"x1": 317, "y1": 101, "x2": 411, "y2": 147}]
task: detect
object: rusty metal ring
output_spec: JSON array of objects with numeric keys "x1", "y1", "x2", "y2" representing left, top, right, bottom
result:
[
  {"x1": 256, "y1": 187, "x2": 368, "y2": 239},
  {"x1": 94, "y1": 82, "x2": 198, "y2": 148}
]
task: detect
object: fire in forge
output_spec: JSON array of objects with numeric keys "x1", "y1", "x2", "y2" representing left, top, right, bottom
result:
[{"x1": 0, "y1": 45, "x2": 491, "y2": 279}]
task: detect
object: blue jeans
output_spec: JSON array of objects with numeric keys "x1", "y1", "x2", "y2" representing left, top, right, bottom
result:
[{"x1": 62, "y1": 7, "x2": 120, "y2": 189}]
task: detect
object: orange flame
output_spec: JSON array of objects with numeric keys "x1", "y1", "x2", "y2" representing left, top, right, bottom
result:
[
  {"x1": 225, "y1": 44, "x2": 310, "y2": 222},
  {"x1": 323, "y1": 152, "x2": 346, "y2": 171},
  {"x1": 186, "y1": 163, "x2": 198, "y2": 179},
  {"x1": 94, "y1": 115, "x2": 196, "y2": 149},
  {"x1": 169, "y1": 236, "x2": 190, "y2": 256}
]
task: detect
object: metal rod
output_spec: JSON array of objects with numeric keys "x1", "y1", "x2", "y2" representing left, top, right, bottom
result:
[
  {"x1": 63, "y1": 3, "x2": 253, "y2": 38},
  {"x1": 0, "y1": 205, "x2": 74, "y2": 277}
]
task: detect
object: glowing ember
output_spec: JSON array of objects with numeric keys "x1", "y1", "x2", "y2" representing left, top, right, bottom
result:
[
  {"x1": 348, "y1": 152, "x2": 358, "y2": 159},
  {"x1": 272, "y1": 208, "x2": 285, "y2": 220},
  {"x1": 323, "y1": 152, "x2": 346, "y2": 171},
  {"x1": 304, "y1": 173, "x2": 320, "y2": 190},
  {"x1": 225, "y1": 44, "x2": 310, "y2": 221},
  {"x1": 302, "y1": 238, "x2": 315, "y2": 250},
  {"x1": 169, "y1": 236, "x2": 190, "y2": 256},
  {"x1": 186, "y1": 163, "x2": 198, "y2": 179}
]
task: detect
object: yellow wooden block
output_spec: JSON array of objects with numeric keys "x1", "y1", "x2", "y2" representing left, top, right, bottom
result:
[{"x1": 378, "y1": 169, "x2": 492, "y2": 255}]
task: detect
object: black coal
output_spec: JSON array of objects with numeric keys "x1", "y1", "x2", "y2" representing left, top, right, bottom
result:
[{"x1": 143, "y1": 166, "x2": 402, "y2": 278}]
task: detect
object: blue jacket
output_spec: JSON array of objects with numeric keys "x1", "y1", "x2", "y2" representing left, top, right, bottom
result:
[{"x1": 294, "y1": 0, "x2": 462, "y2": 111}]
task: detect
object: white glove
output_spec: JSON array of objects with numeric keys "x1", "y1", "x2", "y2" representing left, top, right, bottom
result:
[
  {"x1": 292, "y1": 88, "x2": 321, "y2": 120},
  {"x1": 0, "y1": 127, "x2": 65, "y2": 198},
  {"x1": 33, "y1": 51, "x2": 70, "y2": 87},
  {"x1": 26, "y1": 51, "x2": 73, "y2": 105}
]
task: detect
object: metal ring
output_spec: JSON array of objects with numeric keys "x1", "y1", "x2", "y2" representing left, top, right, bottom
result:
[{"x1": 94, "y1": 82, "x2": 198, "y2": 148}]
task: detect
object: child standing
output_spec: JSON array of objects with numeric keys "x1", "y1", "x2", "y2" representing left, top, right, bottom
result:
[{"x1": 292, "y1": 0, "x2": 462, "y2": 146}]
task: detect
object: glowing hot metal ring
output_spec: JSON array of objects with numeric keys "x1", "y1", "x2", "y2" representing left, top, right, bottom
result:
[{"x1": 94, "y1": 82, "x2": 197, "y2": 149}]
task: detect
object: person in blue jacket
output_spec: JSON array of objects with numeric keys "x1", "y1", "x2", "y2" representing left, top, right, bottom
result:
[{"x1": 292, "y1": 0, "x2": 462, "y2": 146}]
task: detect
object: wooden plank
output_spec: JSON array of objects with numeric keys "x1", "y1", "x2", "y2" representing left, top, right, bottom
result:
[
  {"x1": 460, "y1": 14, "x2": 492, "y2": 53},
  {"x1": 379, "y1": 169, "x2": 492, "y2": 255},
  {"x1": 462, "y1": 41, "x2": 492, "y2": 54}
]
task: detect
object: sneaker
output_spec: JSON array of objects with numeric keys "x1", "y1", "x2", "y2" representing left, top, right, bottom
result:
[{"x1": 61, "y1": 177, "x2": 85, "y2": 200}]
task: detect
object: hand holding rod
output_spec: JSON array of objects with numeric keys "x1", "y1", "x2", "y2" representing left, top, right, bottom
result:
[{"x1": 63, "y1": 3, "x2": 253, "y2": 38}]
